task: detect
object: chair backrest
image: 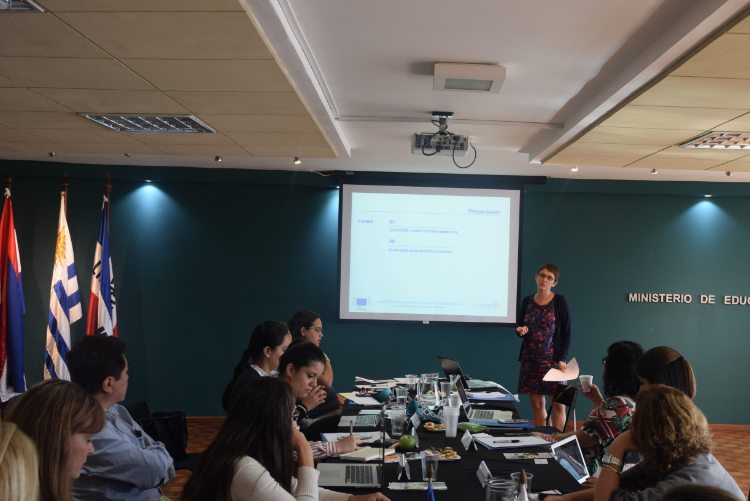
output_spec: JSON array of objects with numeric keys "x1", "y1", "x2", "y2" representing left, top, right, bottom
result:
[
  {"x1": 124, "y1": 401, "x2": 151, "y2": 422},
  {"x1": 546, "y1": 384, "x2": 578, "y2": 432}
]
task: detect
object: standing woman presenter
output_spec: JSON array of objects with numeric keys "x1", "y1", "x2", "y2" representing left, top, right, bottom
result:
[{"x1": 516, "y1": 263, "x2": 572, "y2": 430}]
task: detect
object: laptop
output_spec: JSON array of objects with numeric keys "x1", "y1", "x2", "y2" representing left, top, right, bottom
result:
[
  {"x1": 338, "y1": 414, "x2": 380, "y2": 427},
  {"x1": 550, "y1": 435, "x2": 590, "y2": 484},
  {"x1": 437, "y1": 356, "x2": 499, "y2": 389},
  {"x1": 456, "y1": 383, "x2": 513, "y2": 425},
  {"x1": 317, "y1": 405, "x2": 386, "y2": 488}
]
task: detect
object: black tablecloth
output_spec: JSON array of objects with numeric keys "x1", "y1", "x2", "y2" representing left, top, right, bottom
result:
[{"x1": 317, "y1": 388, "x2": 586, "y2": 500}]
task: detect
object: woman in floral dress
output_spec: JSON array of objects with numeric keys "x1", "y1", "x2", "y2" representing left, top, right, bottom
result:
[{"x1": 516, "y1": 263, "x2": 572, "y2": 429}]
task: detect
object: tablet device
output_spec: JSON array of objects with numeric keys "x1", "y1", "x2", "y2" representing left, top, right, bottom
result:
[{"x1": 550, "y1": 435, "x2": 590, "y2": 484}]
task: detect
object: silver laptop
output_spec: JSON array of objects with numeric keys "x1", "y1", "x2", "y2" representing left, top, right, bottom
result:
[
  {"x1": 338, "y1": 414, "x2": 380, "y2": 427},
  {"x1": 316, "y1": 463, "x2": 381, "y2": 487},
  {"x1": 550, "y1": 435, "x2": 590, "y2": 484},
  {"x1": 456, "y1": 383, "x2": 512, "y2": 424}
]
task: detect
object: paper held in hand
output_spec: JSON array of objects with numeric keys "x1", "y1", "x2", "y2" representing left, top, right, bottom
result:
[{"x1": 542, "y1": 357, "x2": 579, "y2": 381}]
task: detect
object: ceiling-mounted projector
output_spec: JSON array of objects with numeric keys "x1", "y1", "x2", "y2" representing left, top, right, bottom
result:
[{"x1": 411, "y1": 132, "x2": 470, "y2": 156}]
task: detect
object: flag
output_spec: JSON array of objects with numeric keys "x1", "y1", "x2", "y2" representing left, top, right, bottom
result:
[
  {"x1": 44, "y1": 193, "x2": 81, "y2": 380},
  {"x1": 0, "y1": 186, "x2": 26, "y2": 401},
  {"x1": 423, "y1": 484, "x2": 435, "y2": 501},
  {"x1": 86, "y1": 196, "x2": 117, "y2": 337}
]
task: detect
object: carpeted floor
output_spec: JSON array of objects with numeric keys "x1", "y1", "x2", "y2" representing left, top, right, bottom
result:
[{"x1": 162, "y1": 423, "x2": 749, "y2": 501}]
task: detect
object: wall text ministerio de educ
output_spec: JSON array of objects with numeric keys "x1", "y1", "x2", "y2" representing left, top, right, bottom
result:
[{"x1": 628, "y1": 293, "x2": 750, "y2": 305}]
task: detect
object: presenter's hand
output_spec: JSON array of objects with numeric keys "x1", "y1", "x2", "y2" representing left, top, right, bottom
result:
[
  {"x1": 301, "y1": 385, "x2": 327, "y2": 411},
  {"x1": 348, "y1": 494, "x2": 391, "y2": 501},
  {"x1": 579, "y1": 383, "x2": 604, "y2": 407},
  {"x1": 558, "y1": 361, "x2": 567, "y2": 372},
  {"x1": 516, "y1": 326, "x2": 529, "y2": 337},
  {"x1": 336, "y1": 434, "x2": 362, "y2": 454}
]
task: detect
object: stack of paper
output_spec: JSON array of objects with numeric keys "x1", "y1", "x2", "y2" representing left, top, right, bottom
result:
[
  {"x1": 321, "y1": 432, "x2": 390, "y2": 444},
  {"x1": 339, "y1": 392, "x2": 382, "y2": 406},
  {"x1": 467, "y1": 392, "x2": 519, "y2": 402}
]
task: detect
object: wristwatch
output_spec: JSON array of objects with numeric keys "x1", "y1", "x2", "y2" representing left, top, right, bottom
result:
[{"x1": 602, "y1": 453, "x2": 623, "y2": 467}]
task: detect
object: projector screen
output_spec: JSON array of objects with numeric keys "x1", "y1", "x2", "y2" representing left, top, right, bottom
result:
[{"x1": 339, "y1": 184, "x2": 521, "y2": 324}]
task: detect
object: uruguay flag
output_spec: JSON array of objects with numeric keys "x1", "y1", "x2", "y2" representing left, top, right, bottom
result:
[
  {"x1": 85, "y1": 197, "x2": 117, "y2": 337},
  {"x1": 44, "y1": 193, "x2": 81, "y2": 380},
  {"x1": 0, "y1": 187, "x2": 26, "y2": 402}
]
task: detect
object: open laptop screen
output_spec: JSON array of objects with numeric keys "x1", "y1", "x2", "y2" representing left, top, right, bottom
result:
[{"x1": 550, "y1": 435, "x2": 590, "y2": 484}]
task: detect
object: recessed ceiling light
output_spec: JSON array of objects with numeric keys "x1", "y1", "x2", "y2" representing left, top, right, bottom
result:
[
  {"x1": 48, "y1": 152, "x2": 55, "y2": 157},
  {"x1": 145, "y1": 180, "x2": 152, "y2": 183},
  {"x1": 651, "y1": 169, "x2": 658, "y2": 174},
  {"x1": 82, "y1": 114, "x2": 214, "y2": 133},
  {"x1": 434, "y1": 63, "x2": 506, "y2": 94},
  {"x1": 704, "y1": 194, "x2": 712, "y2": 198},
  {"x1": 680, "y1": 131, "x2": 750, "y2": 149},
  {"x1": 0, "y1": 0, "x2": 43, "y2": 12},
  {"x1": 570, "y1": 166, "x2": 578, "y2": 172},
  {"x1": 726, "y1": 171, "x2": 734, "y2": 177},
  {"x1": 294, "y1": 157, "x2": 302, "y2": 165},
  {"x1": 215, "y1": 156, "x2": 222, "y2": 162},
  {"x1": 124, "y1": 153, "x2": 131, "y2": 157}
]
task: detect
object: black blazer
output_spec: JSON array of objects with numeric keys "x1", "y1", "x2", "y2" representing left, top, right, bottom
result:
[{"x1": 516, "y1": 294, "x2": 571, "y2": 363}]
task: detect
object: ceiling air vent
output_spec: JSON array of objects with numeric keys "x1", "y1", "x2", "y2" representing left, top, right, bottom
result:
[
  {"x1": 680, "y1": 132, "x2": 750, "y2": 149},
  {"x1": 82, "y1": 114, "x2": 215, "y2": 133},
  {"x1": 433, "y1": 63, "x2": 506, "y2": 94},
  {"x1": 0, "y1": 0, "x2": 43, "y2": 11}
]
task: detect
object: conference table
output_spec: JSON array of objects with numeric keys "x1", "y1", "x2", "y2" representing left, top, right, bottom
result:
[{"x1": 321, "y1": 379, "x2": 587, "y2": 500}]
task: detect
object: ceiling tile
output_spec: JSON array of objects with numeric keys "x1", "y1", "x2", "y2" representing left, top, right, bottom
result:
[
  {"x1": 38, "y1": 0, "x2": 244, "y2": 11},
  {"x1": 0, "y1": 77, "x2": 19, "y2": 88},
  {"x1": 0, "y1": 58, "x2": 154, "y2": 90},
  {"x1": 709, "y1": 112, "x2": 750, "y2": 131},
  {"x1": 650, "y1": 145, "x2": 749, "y2": 160},
  {"x1": 31, "y1": 89, "x2": 188, "y2": 114},
  {"x1": 0, "y1": 112, "x2": 102, "y2": 129},
  {"x1": 0, "y1": 88, "x2": 71, "y2": 112},
  {"x1": 543, "y1": 154, "x2": 639, "y2": 168},
  {"x1": 0, "y1": 129, "x2": 50, "y2": 142},
  {"x1": 122, "y1": 60, "x2": 293, "y2": 92},
  {"x1": 244, "y1": 145, "x2": 337, "y2": 158},
  {"x1": 672, "y1": 34, "x2": 750, "y2": 79},
  {"x1": 631, "y1": 76, "x2": 750, "y2": 109},
  {"x1": 708, "y1": 161, "x2": 750, "y2": 172},
  {"x1": 624, "y1": 156, "x2": 723, "y2": 170},
  {"x1": 121, "y1": 132, "x2": 236, "y2": 146},
  {"x1": 197, "y1": 114, "x2": 321, "y2": 133},
  {"x1": 154, "y1": 144, "x2": 253, "y2": 156},
  {"x1": 21, "y1": 128, "x2": 141, "y2": 144},
  {"x1": 66, "y1": 143, "x2": 165, "y2": 155},
  {"x1": 580, "y1": 127, "x2": 704, "y2": 145},
  {"x1": 58, "y1": 12, "x2": 274, "y2": 60},
  {"x1": 0, "y1": 14, "x2": 108, "y2": 58},
  {"x1": 0, "y1": 142, "x2": 83, "y2": 154},
  {"x1": 728, "y1": 16, "x2": 750, "y2": 34},
  {"x1": 560, "y1": 142, "x2": 665, "y2": 157},
  {"x1": 600, "y1": 106, "x2": 745, "y2": 130},
  {"x1": 165, "y1": 92, "x2": 306, "y2": 115},
  {"x1": 225, "y1": 132, "x2": 329, "y2": 147}
]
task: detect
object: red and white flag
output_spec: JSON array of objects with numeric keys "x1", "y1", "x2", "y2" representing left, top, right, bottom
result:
[{"x1": 85, "y1": 196, "x2": 117, "y2": 337}]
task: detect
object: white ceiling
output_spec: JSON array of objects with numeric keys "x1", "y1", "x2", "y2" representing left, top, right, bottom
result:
[{"x1": 4, "y1": 0, "x2": 750, "y2": 182}]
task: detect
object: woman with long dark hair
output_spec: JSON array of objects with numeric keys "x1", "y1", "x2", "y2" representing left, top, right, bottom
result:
[
  {"x1": 222, "y1": 321, "x2": 292, "y2": 412},
  {"x1": 182, "y1": 378, "x2": 388, "y2": 501},
  {"x1": 635, "y1": 346, "x2": 696, "y2": 398}
]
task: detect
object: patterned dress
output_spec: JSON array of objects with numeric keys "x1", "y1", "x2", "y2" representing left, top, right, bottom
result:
[
  {"x1": 581, "y1": 396, "x2": 635, "y2": 474},
  {"x1": 517, "y1": 298, "x2": 563, "y2": 395}
]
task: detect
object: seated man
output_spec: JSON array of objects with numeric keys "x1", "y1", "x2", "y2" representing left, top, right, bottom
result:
[{"x1": 67, "y1": 335, "x2": 175, "y2": 501}]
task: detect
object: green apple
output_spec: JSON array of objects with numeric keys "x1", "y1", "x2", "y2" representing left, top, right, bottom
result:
[{"x1": 398, "y1": 435, "x2": 416, "y2": 451}]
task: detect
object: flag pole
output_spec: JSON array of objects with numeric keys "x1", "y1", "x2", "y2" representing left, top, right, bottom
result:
[
  {"x1": 104, "y1": 172, "x2": 111, "y2": 229},
  {"x1": 62, "y1": 173, "x2": 69, "y2": 218},
  {"x1": 5, "y1": 169, "x2": 11, "y2": 195}
]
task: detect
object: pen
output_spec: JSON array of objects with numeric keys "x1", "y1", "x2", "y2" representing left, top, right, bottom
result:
[
  {"x1": 350, "y1": 422, "x2": 354, "y2": 437},
  {"x1": 492, "y1": 439, "x2": 521, "y2": 443}
]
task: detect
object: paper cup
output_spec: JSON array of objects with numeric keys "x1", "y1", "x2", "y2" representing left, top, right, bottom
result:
[{"x1": 579, "y1": 375, "x2": 593, "y2": 392}]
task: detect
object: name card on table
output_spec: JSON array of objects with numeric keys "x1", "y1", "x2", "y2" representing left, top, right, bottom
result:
[
  {"x1": 477, "y1": 461, "x2": 492, "y2": 487},
  {"x1": 461, "y1": 429, "x2": 476, "y2": 451},
  {"x1": 410, "y1": 427, "x2": 419, "y2": 447},
  {"x1": 410, "y1": 413, "x2": 421, "y2": 429}
]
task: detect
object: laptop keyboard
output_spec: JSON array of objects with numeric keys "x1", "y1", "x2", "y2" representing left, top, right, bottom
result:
[
  {"x1": 472, "y1": 410, "x2": 495, "y2": 420},
  {"x1": 354, "y1": 415, "x2": 378, "y2": 427},
  {"x1": 467, "y1": 380, "x2": 497, "y2": 388},
  {"x1": 345, "y1": 465, "x2": 373, "y2": 484}
]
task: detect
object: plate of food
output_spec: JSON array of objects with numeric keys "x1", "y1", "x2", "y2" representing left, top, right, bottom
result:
[
  {"x1": 426, "y1": 446, "x2": 461, "y2": 461},
  {"x1": 423, "y1": 422, "x2": 445, "y2": 432}
]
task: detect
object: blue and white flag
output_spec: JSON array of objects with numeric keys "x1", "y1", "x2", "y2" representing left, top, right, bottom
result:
[
  {"x1": 44, "y1": 193, "x2": 81, "y2": 380},
  {"x1": 86, "y1": 196, "x2": 117, "y2": 337}
]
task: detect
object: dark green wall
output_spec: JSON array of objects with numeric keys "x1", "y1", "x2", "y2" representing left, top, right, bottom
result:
[{"x1": 4, "y1": 161, "x2": 748, "y2": 424}]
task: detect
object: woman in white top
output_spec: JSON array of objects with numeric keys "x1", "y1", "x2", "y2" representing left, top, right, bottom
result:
[{"x1": 182, "y1": 377, "x2": 388, "y2": 501}]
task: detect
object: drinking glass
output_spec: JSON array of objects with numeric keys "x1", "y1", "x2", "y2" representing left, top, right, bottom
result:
[
  {"x1": 486, "y1": 478, "x2": 517, "y2": 501},
  {"x1": 440, "y1": 382, "x2": 452, "y2": 405},
  {"x1": 421, "y1": 451, "x2": 439, "y2": 481},
  {"x1": 510, "y1": 472, "x2": 533, "y2": 496},
  {"x1": 449, "y1": 374, "x2": 462, "y2": 391},
  {"x1": 405, "y1": 374, "x2": 418, "y2": 390},
  {"x1": 418, "y1": 379, "x2": 439, "y2": 406},
  {"x1": 391, "y1": 409, "x2": 406, "y2": 436},
  {"x1": 394, "y1": 387, "x2": 408, "y2": 408}
]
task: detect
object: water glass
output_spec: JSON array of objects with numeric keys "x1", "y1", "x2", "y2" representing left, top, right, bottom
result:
[
  {"x1": 405, "y1": 374, "x2": 418, "y2": 390},
  {"x1": 421, "y1": 451, "x2": 439, "y2": 481},
  {"x1": 440, "y1": 382, "x2": 452, "y2": 405},
  {"x1": 394, "y1": 387, "x2": 408, "y2": 407},
  {"x1": 418, "y1": 380, "x2": 438, "y2": 406},
  {"x1": 449, "y1": 374, "x2": 462, "y2": 391},
  {"x1": 510, "y1": 472, "x2": 533, "y2": 496},
  {"x1": 443, "y1": 405, "x2": 459, "y2": 437},
  {"x1": 486, "y1": 478, "x2": 517, "y2": 501},
  {"x1": 391, "y1": 409, "x2": 406, "y2": 436}
]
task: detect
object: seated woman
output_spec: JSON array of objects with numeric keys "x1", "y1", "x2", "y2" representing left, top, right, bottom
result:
[
  {"x1": 635, "y1": 346, "x2": 696, "y2": 398},
  {"x1": 534, "y1": 341, "x2": 643, "y2": 477},
  {"x1": 181, "y1": 378, "x2": 388, "y2": 501},
  {"x1": 222, "y1": 321, "x2": 292, "y2": 412},
  {"x1": 548, "y1": 385, "x2": 744, "y2": 501},
  {"x1": 0, "y1": 423, "x2": 39, "y2": 501},
  {"x1": 278, "y1": 340, "x2": 360, "y2": 458},
  {"x1": 289, "y1": 311, "x2": 340, "y2": 419},
  {"x1": 6, "y1": 379, "x2": 106, "y2": 501}
]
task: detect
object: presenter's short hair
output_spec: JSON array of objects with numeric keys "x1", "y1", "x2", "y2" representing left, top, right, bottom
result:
[
  {"x1": 536, "y1": 263, "x2": 560, "y2": 281},
  {"x1": 67, "y1": 335, "x2": 128, "y2": 396}
]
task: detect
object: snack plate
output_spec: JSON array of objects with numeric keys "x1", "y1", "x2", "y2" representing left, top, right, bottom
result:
[{"x1": 423, "y1": 426, "x2": 445, "y2": 433}]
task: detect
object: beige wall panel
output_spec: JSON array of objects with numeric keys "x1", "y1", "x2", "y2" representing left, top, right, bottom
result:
[
  {"x1": 155, "y1": 144, "x2": 253, "y2": 156},
  {"x1": 0, "y1": 129, "x2": 49, "y2": 142},
  {"x1": 0, "y1": 58, "x2": 154, "y2": 91},
  {"x1": 542, "y1": 155, "x2": 639, "y2": 167},
  {"x1": 21, "y1": 129, "x2": 141, "y2": 144},
  {"x1": 625, "y1": 156, "x2": 722, "y2": 170},
  {"x1": 0, "y1": 88, "x2": 70, "y2": 112},
  {"x1": 0, "y1": 77, "x2": 19, "y2": 88},
  {"x1": 68, "y1": 143, "x2": 165, "y2": 155},
  {"x1": 122, "y1": 132, "x2": 235, "y2": 146},
  {"x1": 122, "y1": 60, "x2": 293, "y2": 92},
  {"x1": 39, "y1": 0, "x2": 244, "y2": 12},
  {"x1": 600, "y1": 106, "x2": 744, "y2": 130},
  {"x1": 0, "y1": 142, "x2": 83, "y2": 153},
  {"x1": 166, "y1": 92, "x2": 307, "y2": 115},
  {"x1": 0, "y1": 112, "x2": 102, "y2": 129},
  {"x1": 560, "y1": 142, "x2": 665, "y2": 157},
  {"x1": 225, "y1": 132, "x2": 329, "y2": 147},
  {"x1": 649, "y1": 145, "x2": 749, "y2": 161},
  {"x1": 58, "y1": 13, "x2": 274, "y2": 60},
  {"x1": 672, "y1": 35, "x2": 750, "y2": 79},
  {"x1": 580, "y1": 127, "x2": 705, "y2": 145},
  {"x1": 32, "y1": 89, "x2": 189, "y2": 114},
  {"x1": 0, "y1": 15, "x2": 107, "y2": 58},
  {"x1": 245, "y1": 145, "x2": 336, "y2": 158},
  {"x1": 197, "y1": 114, "x2": 321, "y2": 133},
  {"x1": 631, "y1": 76, "x2": 750, "y2": 109}
]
